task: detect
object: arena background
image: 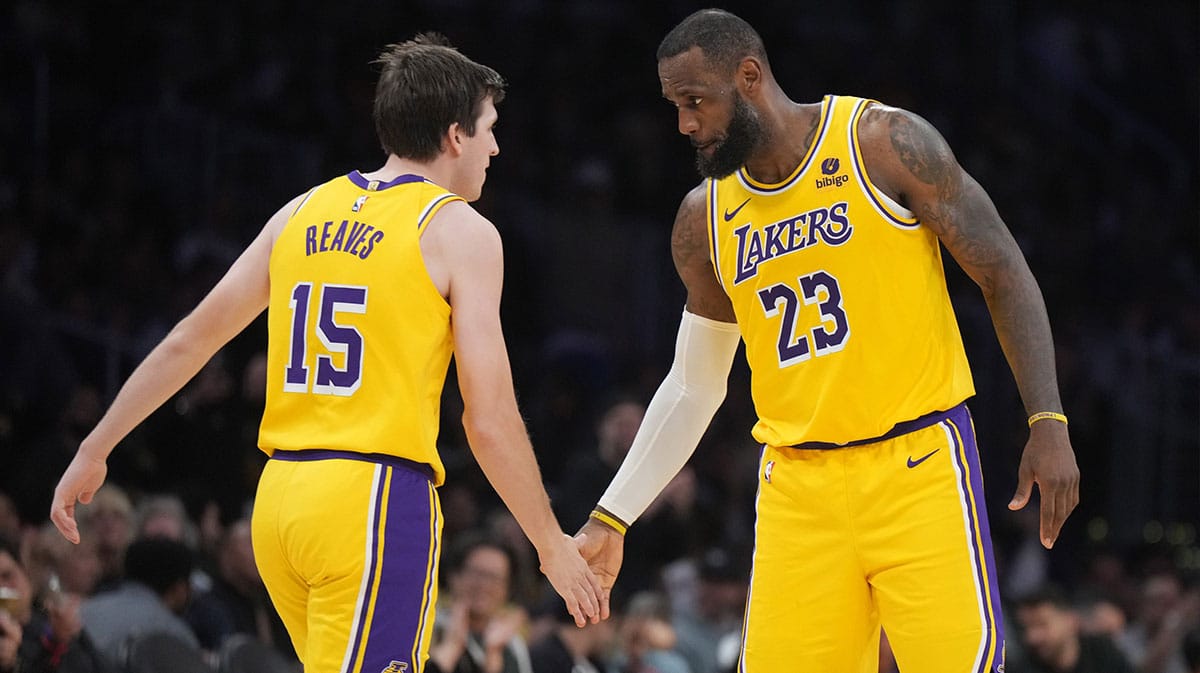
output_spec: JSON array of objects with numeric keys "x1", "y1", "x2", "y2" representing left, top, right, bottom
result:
[{"x1": 0, "y1": 0, "x2": 1196, "y2": 628}]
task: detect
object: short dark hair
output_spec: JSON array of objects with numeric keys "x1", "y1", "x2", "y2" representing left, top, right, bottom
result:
[
  {"x1": 657, "y1": 9, "x2": 768, "y2": 74},
  {"x1": 124, "y1": 537, "x2": 194, "y2": 596},
  {"x1": 372, "y1": 33, "x2": 507, "y2": 161},
  {"x1": 443, "y1": 530, "x2": 516, "y2": 581},
  {"x1": 1015, "y1": 583, "x2": 1073, "y2": 611}
]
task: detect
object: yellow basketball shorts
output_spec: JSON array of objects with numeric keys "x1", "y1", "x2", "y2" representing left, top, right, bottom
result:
[
  {"x1": 251, "y1": 449, "x2": 442, "y2": 673},
  {"x1": 741, "y1": 403, "x2": 1004, "y2": 672}
]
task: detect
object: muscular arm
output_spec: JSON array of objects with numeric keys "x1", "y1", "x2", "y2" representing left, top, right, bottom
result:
[
  {"x1": 859, "y1": 104, "x2": 1079, "y2": 547},
  {"x1": 51, "y1": 192, "x2": 303, "y2": 542},
  {"x1": 428, "y1": 202, "x2": 599, "y2": 625},
  {"x1": 577, "y1": 186, "x2": 741, "y2": 607},
  {"x1": 673, "y1": 185, "x2": 736, "y2": 322}
]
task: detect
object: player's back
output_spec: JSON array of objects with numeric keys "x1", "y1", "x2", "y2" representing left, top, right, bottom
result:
[{"x1": 258, "y1": 172, "x2": 463, "y2": 484}]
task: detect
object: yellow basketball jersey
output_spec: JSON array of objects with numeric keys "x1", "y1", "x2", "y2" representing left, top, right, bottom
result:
[
  {"x1": 708, "y1": 95, "x2": 974, "y2": 447},
  {"x1": 258, "y1": 172, "x2": 463, "y2": 485}
]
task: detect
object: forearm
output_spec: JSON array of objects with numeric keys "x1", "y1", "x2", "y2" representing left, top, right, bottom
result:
[
  {"x1": 983, "y1": 259, "x2": 1063, "y2": 416},
  {"x1": 464, "y1": 407, "x2": 562, "y2": 552},
  {"x1": 596, "y1": 310, "x2": 740, "y2": 526},
  {"x1": 80, "y1": 317, "x2": 225, "y2": 460}
]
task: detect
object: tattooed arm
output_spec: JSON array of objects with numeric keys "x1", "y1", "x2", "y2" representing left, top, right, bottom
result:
[
  {"x1": 673, "y1": 184, "x2": 737, "y2": 321},
  {"x1": 857, "y1": 103, "x2": 1079, "y2": 549}
]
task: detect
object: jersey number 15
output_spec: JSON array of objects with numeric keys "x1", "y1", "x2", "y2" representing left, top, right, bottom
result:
[{"x1": 284, "y1": 282, "x2": 367, "y2": 395}]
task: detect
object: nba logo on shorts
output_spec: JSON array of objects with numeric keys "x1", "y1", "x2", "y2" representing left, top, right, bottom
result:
[
  {"x1": 764, "y1": 460, "x2": 775, "y2": 483},
  {"x1": 381, "y1": 662, "x2": 408, "y2": 673}
]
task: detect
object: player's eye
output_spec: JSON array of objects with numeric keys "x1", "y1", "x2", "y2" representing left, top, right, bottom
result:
[{"x1": 689, "y1": 97, "x2": 703, "y2": 107}]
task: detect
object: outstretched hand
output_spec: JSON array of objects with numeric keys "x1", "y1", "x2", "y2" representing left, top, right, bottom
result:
[
  {"x1": 574, "y1": 518, "x2": 625, "y2": 621},
  {"x1": 1008, "y1": 421, "x2": 1079, "y2": 549},
  {"x1": 49, "y1": 451, "x2": 108, "y2": 544},
  {"x1": 537, "y1": 533, "x2": 603, "y2": 628}
]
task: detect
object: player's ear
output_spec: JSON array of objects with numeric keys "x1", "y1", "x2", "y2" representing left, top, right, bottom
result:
[
  {"x1": 737, "y1": 56, "x2": 764, "y2": 96},
  {"x1": 443, "y1": 122, "x2": 465, "y2": 156}
]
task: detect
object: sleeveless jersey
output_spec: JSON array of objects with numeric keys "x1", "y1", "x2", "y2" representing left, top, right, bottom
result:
[
  {"x1": 707, "y1": 95, "x2": 974, "y2": 447},
  {"x1": 258, "y1": 171, "x2": 463, "y2": 485}
]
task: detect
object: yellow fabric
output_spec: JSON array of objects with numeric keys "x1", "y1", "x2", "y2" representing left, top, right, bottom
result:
[
  {"x1": 259, "y1": 173, "x2": 462, "y2": 485},
  {"x1": 251, "y1": 457, "x2": 442, "y2": 672},
  {"x1": 706, "y1": 95, "x2": 974, "y2": 447},
  {"x1": 743, "y1": 415, "x2": 1001, "y2": 671}
]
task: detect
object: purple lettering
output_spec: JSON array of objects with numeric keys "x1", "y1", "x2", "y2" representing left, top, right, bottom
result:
[
  {"x1": 360, "y1": 230, "x2": 385, "y2": 259},
  {"x1": 329, "y1": 220, "x2": 349, "y2": 252},
  {"x1": 319, "y1": 221, "x2": 334, "y2": 252},
  {"x1": 305, "y1": 225, "x2": 318, "y2": 256}
]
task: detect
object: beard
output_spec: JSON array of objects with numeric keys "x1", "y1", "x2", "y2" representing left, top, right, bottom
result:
[{"x1": 695, "y1": 94, "x2": 764, "y2": 179}]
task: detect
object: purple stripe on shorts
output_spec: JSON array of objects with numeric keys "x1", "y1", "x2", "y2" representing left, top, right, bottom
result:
[
  {"x1": 947, "y1": 406, "x2": 1005, "y2": 673},
  {"x1": 358, "y1": 467, "x2": 439, "y2": 672},
  {"x1": 345, "y1": 469, "x2": 387, "y2": 671}
]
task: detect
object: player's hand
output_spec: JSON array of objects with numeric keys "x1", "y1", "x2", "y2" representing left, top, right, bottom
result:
[
  {"x1": 536, "y1": 533, "x2": 602, "y2": 628},
  {"x1": 50, "y1": 450, "x2": 108, "y2": 544},
  {"x1": 574, "y1": 518, "x2": 625, "y2": 621},
  {"x1": 1008, "y1": 420, "x2": 1079, "y2": 549}
]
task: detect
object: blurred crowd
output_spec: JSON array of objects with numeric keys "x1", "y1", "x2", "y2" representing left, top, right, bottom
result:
[{"x1": 0, "y1": 1, "x2": 1196, "y2": 672}]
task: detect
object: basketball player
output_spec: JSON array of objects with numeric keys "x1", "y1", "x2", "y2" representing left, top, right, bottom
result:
[
  {"x1": 577, "y1": 9, "x2": 1079, "y2": 672},
  {"x1": 49, "y1": 34, "x2": 601, "y2": 673}
]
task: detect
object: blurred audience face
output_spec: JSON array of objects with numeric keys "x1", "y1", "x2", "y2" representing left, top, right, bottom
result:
[
  {"x1": 80, "y1": 486, "x2": 134, "y2": 553},
  {"x1": 1080, "y1": 598, "x2": 1127, "y2": 638},
  {"x1": 0, "y1": 548, "x2": 32, "y2": 624},
  {"x1": 1018, "y1": 601, "x2": 1080, "y2": 670},
  {"x1": 450, "y1": 545, "x2": 511, "y2": 625},
  {"x1": 597, "y1": 401, "x2": 645, "y2": 466},
  {"x1": 219, "y1": 520, "x2": 261, "y2": 592},
  {"x1": 1139, "y1": 573, "x2": 1183, "y2": 631},
  {"x1": 26, "y1": 523, "x2": 102, "y2": 597}
]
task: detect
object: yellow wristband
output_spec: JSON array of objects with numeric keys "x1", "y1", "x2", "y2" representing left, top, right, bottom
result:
[
  {"x1": 1027, "y1": 411, "x2": 1068, "y2": 427},
  {"x1": 590, "y1": 508, "x2": 629, "y2": 536}
]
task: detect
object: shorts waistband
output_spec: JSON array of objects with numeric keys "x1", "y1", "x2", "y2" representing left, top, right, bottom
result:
[
  {"x1": 271, "y1": 448, "x2": 435, "y2": 482},
  {"x1": 787, "y1": 402, "x2": 966, "y2": 450}
]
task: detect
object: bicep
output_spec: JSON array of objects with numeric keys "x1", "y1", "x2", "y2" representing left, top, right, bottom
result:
[
  {"x1": 672, "y1": 186, "x2": 735, "y2": 321},
  {"x1": 864, "y1": 106, "x2": 1026, "y2": 297},
  {"x1": 437, "y1": 207, "x2": 512, "y2": 400}
]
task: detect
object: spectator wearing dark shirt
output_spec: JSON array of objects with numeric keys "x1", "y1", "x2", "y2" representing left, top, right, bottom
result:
[{"x1": 1013, "y1": 584, "x2": 1136, "y2": 673}]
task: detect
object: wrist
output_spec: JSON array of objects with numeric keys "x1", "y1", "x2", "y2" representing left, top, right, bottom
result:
[
  {"x1": 590, "y1": 507, "x2": 629, "y2": 536},
  {"x1": 1027, "y1": 411, "x2": 1068, "y2": 428}
]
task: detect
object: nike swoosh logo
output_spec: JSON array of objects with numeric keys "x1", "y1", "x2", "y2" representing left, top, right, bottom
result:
[
  {"x1": 906, "y1": 449, "x2": 939, "y2": 468},
  {"x1": 723, "y1": 198, "x2": 751, "y2": 221}
]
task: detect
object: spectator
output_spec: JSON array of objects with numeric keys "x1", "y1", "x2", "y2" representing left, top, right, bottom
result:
[
  {"x1": 613, "y1": 591, "x2": 691, "y2": 673},
  {"x1": 74, "y1": 487, "x2": 134, "y2": 594},
  {"x1": 0, "y1": 535, "x2": 111, "y2": 673},
  {"x1": 80, "y1": 537, "x2": 199, "y2": 662},
  {"x1": 1117, "y1": 572, "x2": 1200, "y2": 673},
  {"x1": 527, "y1": 596, "x2": 616, "y2": 673},
  {"x1": 21, "y1": 523, "x2": 102, "y2": 602},
  {"x1": 133, "y1": 494, "x2": 198, "y2": 549},
  {"x1": 1012, "y1": 583, "x2": 1136, "y2": 673},
  {"x1": 671, "y1": 548, "x2": 748, "y2": 673},
  {"x1": 429, "y1": 534, "x2": 532, "y2": 673},
  {"x1": 185, "y1": 518, "x2": 293, "y2": 660}
]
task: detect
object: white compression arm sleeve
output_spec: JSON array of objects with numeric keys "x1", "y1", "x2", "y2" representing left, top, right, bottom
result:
[{"x1": 596, "y1": 309, "x2": 741, "y2": 526}]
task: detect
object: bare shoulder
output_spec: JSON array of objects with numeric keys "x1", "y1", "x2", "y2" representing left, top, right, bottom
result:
[
  {"x1": 856, "y1": 102, "x2": 963, "y2": 210},
  {"x1": 670, "y1": 183, "x2": 710, "y2": 274},
  {"x1": 422, "y1": 200, "x2": 503, "y2": 301},
  {"x1": 671, "y1": 182, "x2": 735, "y2": 321},
  {"x1": 426, "y1": 200, "x2": 502, "y2": 257}
]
